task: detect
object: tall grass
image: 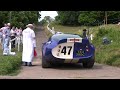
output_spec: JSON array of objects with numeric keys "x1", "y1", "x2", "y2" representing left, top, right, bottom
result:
[
  {"x1": 92, "y1": 24, "x2": 120, "y2": 67},
  {"x1": 49, "y1": 22, "x2": 85, "y2": 35}
]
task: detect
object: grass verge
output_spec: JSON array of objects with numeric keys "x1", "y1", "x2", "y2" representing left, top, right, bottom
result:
[{"x1": 0, "y1": 43, "x2": 22, "y2": 75}]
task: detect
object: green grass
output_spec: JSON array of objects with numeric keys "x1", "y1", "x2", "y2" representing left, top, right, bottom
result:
[
  {"x1": 48, "y1": 22, "x2": 120, "y2": 67},
  {"x1": 92, "y1": 24, "x2": 120, "y2": 67},
  {"x1": 0, "y1": 44, "x2": 22, "y2": 75},
  {"x1": 49, "y1": 22, "x2": 87, "y2": 35},
  {"x1": 49, "y1": 22, "x2": 100, "y2": 37}
]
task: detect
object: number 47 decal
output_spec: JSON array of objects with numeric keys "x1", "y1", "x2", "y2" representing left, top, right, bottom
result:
[{"x1": 61, "y1": 46, "x2": 72, "y2": 55}]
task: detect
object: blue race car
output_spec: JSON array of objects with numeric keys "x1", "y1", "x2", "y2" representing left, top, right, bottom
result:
[{"x1": 42, "y1": 33, "x2": 95, "y2": 68}]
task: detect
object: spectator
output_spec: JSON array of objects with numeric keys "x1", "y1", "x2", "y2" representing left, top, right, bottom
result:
[
  {"x1": 15, "y1": 27, "x2": 19, "y2": 36},
  {"x1": 83, "y1": 29, "x2": 87, "y2": 38},
  {"x1": 19, "y1": 27, "x2": 23, "y2": 44},
  {"x1": 0, "y1": 29, "x2": 2, "y2": 45},
  {"x1": 15, "y1": 27, "x2": 20, "y2": 45},
  {"x1": 22, "y1": 24, "x2": 36, "y2": 66},
  {"x1": 1, "y1": 23, "x2": 7, "y2": 49},
  {"x1": 3, "y1": 23, "x2": 11, "y2": 55},
  {"x1": 10, "y1": 26, "x2": 16, "y2": 48}
]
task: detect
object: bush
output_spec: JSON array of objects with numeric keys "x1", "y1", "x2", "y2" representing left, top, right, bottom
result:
[
  {"x1": 0, "y1": 52, "x2": 22, "y2": 75},
  {"x1": 97, "y1": 28, "x2": 109, "y2": 37}
]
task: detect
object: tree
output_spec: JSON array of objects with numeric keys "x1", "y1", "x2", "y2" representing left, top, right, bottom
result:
[
  {"x1": 39, "y1": 19, "x2": 47, "y2": 25},
  {"x1": 77, "y1": 11, "x2": 105, "y2": 26},
  {"x1": 56, "y1": 11, "x2": 79, "y2": 25},
  {"x1": 0, "y1": 11, "x2": 9, "y2": 27},
  {"x1": 0, "y1": 11, "x2": 41, "y2": 28},
  {"x1": 44, "y1": 16, "x2": 54, "y2": 23},
  {"x1": 55, "y1": 11, "x2": 120, "y2": 26}
]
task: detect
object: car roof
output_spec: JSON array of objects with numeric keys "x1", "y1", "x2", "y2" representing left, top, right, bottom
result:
[{"x1": 51, "y1": 33, "x2": 81, "y2": 41}]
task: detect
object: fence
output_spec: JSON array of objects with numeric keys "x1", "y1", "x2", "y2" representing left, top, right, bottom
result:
[
  {"x1": 8, "y1": 36, "x2": 22, "y2": 55},
  {"x1": 47, "y1": 24, "x2": 55, "y2": 34}
]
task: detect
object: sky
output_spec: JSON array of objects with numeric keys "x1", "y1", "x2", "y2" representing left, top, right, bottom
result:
[{"x1": 39, "y1": 11, "x2": 58, "y2": 21}]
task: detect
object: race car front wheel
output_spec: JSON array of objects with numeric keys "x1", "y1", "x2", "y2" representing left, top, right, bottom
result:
[{"x1": 82, "y1": 56, "x2": 95, "y2": 68}]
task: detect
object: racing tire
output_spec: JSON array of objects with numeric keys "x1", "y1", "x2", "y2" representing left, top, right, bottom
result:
[
  {"x1": 82, "y1": 56, "x2": 95, "y2": 68},
  {"x1": 42, "y1": 56, "x2": 51, "y2": 68}
]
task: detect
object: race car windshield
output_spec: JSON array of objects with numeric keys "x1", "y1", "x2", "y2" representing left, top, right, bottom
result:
[{"x1": 51, "y1": 34, "x2": 81, "y2": 41}]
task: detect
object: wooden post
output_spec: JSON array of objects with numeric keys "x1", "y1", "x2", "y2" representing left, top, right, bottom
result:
[
  {"x1": 9, "y1": 41, "x2": 11, "y2": 54},
  {"x1": 18, "y1": 37, "x2": 20, "y2": 52},
  {"x1": 90, "y1": 34, "x2": 93, "y2": 43}
]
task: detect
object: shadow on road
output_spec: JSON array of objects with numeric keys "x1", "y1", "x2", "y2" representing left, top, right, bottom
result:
[{"x1": 49, "y1": 63, "x2": 103, "y2": 70}]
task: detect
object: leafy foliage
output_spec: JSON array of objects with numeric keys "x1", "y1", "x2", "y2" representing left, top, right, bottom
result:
[
  {"x1": 55, "y1": 11, "x2": 79, "y2": 25},
  {"x1": 55, "y1": 11, "x2": 120, "y2": 26},
  {"x1": 0, "y1": 11, "x2": 41, "y2": 28}
]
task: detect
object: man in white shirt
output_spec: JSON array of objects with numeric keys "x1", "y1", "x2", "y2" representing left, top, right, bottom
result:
[
  {"x1": 10, "y1": 26, "x2": 16, "y2": 48},
  {"x1": 1, "y1": 23, "x2": 7, "y2": 49},
  {"x1": 2, "y1": 23, "x2": 11, "y2": 55},
  {"x1": 22, "y1": 24, "x2": 36, "y2": 66}
]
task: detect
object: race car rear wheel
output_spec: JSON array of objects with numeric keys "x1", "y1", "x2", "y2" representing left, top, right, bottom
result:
[
  {"x1": 82, "y1": 56, "x2": 95, "y2": 68},
  {"x1": 42, "y1": 56, "x2": 51, "y2": 68}
]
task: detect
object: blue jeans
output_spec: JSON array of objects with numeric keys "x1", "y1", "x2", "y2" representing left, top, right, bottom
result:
[{"x1": 3, "y1": 37, "x2": 10, "y2": 54}]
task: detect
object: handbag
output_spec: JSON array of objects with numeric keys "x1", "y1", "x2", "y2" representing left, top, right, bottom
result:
[{"x1": 34, "y1": 49, "x2": 37, "y2": 57}]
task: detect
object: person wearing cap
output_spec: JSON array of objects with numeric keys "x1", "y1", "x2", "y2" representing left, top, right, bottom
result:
[
  {"x1": 2, "y1": 23, "x2": 11, "y2": 55},
  {"x1": 22, "y1": 24, "x2": 36, "y2": 66},
  {"x1": 1, "y1": 23, "x2": 7, "y2": 49},
  {"x1": 82, "y1": 29, "x2": 87, "y2": 38}
]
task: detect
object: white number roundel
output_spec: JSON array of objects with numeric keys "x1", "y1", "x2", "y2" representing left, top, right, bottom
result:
[{"x1": 52, "y1": 42, "x2": 74, "y2": 59}]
